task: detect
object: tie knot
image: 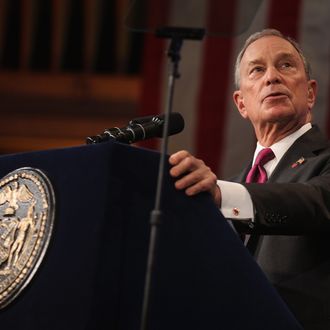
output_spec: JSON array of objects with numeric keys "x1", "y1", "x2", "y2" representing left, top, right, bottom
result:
[
  {"x1": 245, "y1": 148, "x2": 275, "y2": 183},
  {"x1": 254, "y1": 148, "x2": 275, "y2": 167}
]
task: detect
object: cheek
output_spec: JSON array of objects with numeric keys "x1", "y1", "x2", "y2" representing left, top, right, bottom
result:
[
  {"x1": 242, "y1": 96, "x2": 259, "y2": 116},
  {"x1": 293, "y1": 88, "x2": 310, "y2": 110},
  {"x1": 291, "y1": 80, "x2": 311, "y2": 102},
  {"x1": 241, "y1": 105, "x2": 258, "y2": 121},
  {"x1": 237, "y1": 85, "x2": 262, "y2": 119}
]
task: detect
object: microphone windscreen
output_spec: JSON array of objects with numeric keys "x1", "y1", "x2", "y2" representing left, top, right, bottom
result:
[{"x1": 157, "y1": 112, "x2": 185, "y2": 137}]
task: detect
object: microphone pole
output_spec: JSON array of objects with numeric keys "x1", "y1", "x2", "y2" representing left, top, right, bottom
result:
[{"x1": 140, "y1": 27, "x2": 205, "y2": 330}]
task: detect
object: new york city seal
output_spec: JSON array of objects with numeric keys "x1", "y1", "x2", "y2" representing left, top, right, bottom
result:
[{"x1": 0, "y1": 168, "x2": 55, "y2": 309}]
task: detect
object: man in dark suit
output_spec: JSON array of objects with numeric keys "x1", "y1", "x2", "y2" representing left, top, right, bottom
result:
[{"x1": 169, "y1": 28, "x2": 330, "y2": 329}]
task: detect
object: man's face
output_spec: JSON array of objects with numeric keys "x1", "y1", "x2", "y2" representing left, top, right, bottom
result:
[{"x1": 233, "y1": 36, "x2": 317, "y2": 130}]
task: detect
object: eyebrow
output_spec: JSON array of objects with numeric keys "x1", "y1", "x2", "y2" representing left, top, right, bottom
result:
[
  {"x1": 246, "y1": 52, "x2": 298, "y2": 67},
  {"x1": 277, "y1": 52, "x2": 298, "y2": 61},
  {"x1": 247, "y1": 59, "x2": 263, "y2": 67}
]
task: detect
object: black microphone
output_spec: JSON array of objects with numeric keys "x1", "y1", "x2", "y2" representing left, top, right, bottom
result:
[{"x1": 86, "y1": 112, "x2": 184, "y2": 144}]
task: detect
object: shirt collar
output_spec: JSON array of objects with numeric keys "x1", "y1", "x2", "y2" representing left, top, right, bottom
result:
[{"x1": 253, "y1": 123, "x2": 312, "y2": 164}]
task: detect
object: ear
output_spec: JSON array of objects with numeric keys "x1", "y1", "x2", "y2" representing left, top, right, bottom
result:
[
  {"x1": 233, "y1": 90, "x2": 248, "y2": 119},
  {"x1": 307, "y1": 80, "x2": 317, "y2": 110}
]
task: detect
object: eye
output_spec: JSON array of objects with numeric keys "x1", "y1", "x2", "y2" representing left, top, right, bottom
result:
[
  {"x1": 250, "y1": 66, "x2": 264, "y2": 74},
  {"x1": 280, "y1": 62, "x2": 293, "y2": 69}
]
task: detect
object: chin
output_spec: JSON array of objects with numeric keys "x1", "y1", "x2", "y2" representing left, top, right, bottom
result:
[{"x1": 263, "y1": 106, "x2": 295, "y2": 122}]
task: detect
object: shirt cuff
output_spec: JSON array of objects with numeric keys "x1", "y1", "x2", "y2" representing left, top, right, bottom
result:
[{"x1": 217, "y1": 180, "x2": 254, "y2": 220}]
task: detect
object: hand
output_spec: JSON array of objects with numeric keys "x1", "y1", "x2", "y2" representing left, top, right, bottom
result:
[{"x1": 169, "y1": 150, "x2": 221, "y2": 207}]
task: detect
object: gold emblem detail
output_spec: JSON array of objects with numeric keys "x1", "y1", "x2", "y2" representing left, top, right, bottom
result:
[{"x1": 0, "y1": 168, "x2": 55, "y2": 309}]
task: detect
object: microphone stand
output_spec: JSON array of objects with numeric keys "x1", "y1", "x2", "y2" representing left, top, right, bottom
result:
[{"x1": 140, "y1": 27, "x2": 205, "y2": 330}]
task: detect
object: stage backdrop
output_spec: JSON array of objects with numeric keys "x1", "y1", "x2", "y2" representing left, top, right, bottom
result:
[{"x1": 137, "y1": 0, "x2": 330, "y2": 179}]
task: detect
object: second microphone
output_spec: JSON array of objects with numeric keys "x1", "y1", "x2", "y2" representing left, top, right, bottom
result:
[{"x1": 86, "y1": 112, "x2": 184, "y2": 145}]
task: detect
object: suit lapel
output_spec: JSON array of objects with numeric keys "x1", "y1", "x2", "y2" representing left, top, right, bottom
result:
[{"x1": 268, "y1": 125, "x2": 329, "y2": 183}]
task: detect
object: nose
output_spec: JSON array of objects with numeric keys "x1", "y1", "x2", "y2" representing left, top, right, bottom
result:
[{"x1": 265, "y1": 66, "x2": 281, "y2": 85}]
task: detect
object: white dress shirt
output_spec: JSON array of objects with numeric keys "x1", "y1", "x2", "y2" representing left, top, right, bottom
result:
[{"x1": 218, "y1": 123, "x2": 312, "y2": 220}]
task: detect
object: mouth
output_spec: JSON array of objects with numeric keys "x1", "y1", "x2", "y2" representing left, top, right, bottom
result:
[{"x1": 263, "y1": 92, "x2": 288, "y2": 102}]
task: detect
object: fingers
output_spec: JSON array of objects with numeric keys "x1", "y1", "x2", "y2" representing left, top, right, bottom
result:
[
  {"x1": 169, "y1": 150, "x2": 218, "y2": 198},
  {"x1": 178, "y1": 170, "x2": 217, "y2": 197},
  {"x1": 169, "y1": 150, "x2": 222, "y2": 206},
  {"x1": 169, "y1": 150, "x2": 203, "y2": 178},
  {"x1": 169, "y1": 150, "x2": 191, "y2": 168}
]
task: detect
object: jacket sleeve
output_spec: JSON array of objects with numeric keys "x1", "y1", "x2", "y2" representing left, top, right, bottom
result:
[{"x1": 235, "y1": 160, "x2": 330, "y2": 235}]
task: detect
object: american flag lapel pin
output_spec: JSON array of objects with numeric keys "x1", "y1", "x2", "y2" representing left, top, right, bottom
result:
[{"x1": 291, "y1": 157, "x2": 305, "y2": 168}]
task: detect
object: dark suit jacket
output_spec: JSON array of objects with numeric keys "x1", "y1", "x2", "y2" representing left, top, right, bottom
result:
[{"x1": 232, "y1": 125, "x2": 330, "y2": 330}]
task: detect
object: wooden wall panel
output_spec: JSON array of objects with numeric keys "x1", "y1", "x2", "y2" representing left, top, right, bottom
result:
[
  {"x1": 0, "y1": 0, "x2": 145, "y2": 155},
  {"x1": 0, "y1": 73, "x2": 141, "y2": 154}
]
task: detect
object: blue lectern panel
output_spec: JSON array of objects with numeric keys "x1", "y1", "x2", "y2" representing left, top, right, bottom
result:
[{"x1": 0, "y1": 141, "x2": 301, "y2": 329}]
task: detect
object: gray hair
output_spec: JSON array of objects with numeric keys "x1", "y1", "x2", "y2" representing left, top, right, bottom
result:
[{"x1": 234, "y1": 29, "x2": 311, "y2": 88}]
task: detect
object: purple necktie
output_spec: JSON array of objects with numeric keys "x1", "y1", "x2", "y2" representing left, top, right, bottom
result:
[{"x1": 246, "y1": 148, "x2": 275, "y2": 183}]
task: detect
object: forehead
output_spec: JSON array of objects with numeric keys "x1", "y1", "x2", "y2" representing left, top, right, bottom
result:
[{"x1": 241, "y1": 36, "x2": 301, "y2": 65}]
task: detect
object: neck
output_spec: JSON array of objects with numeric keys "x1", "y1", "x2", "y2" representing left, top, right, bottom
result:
[{"x1": 254, "y1": 121, "x2": 310, "y2": 147}]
